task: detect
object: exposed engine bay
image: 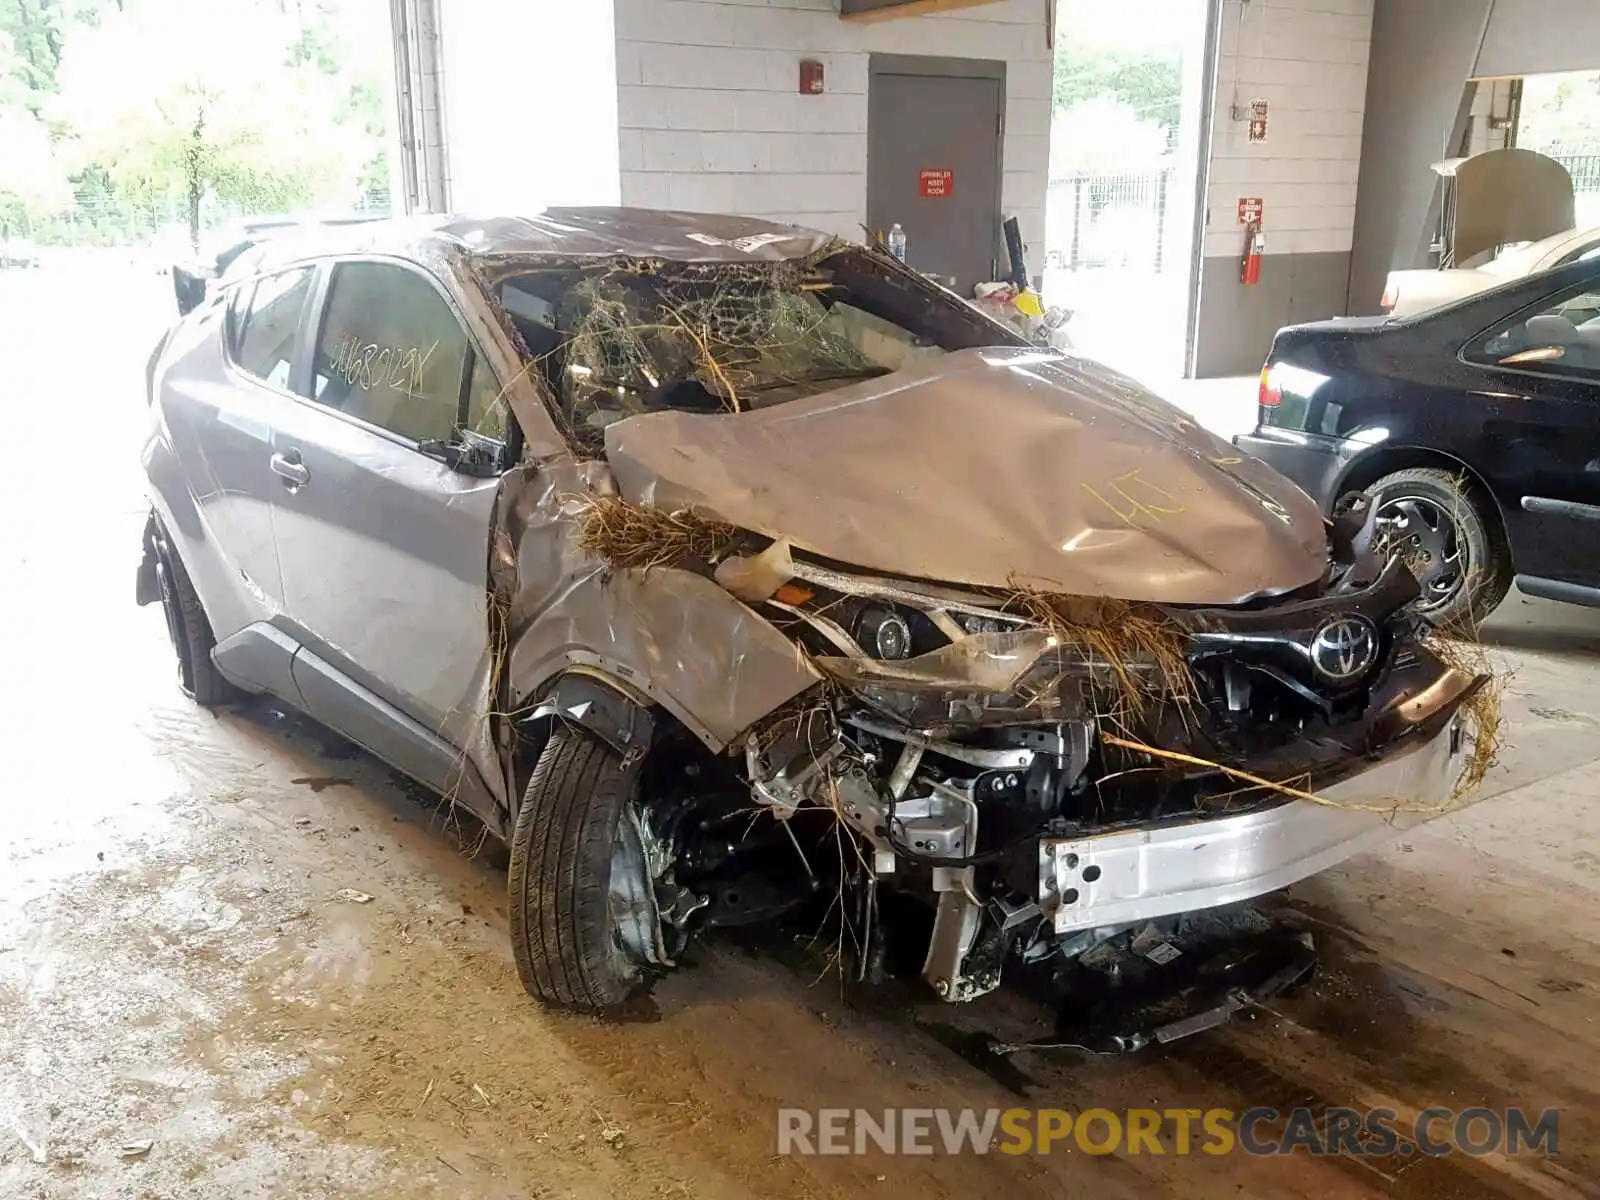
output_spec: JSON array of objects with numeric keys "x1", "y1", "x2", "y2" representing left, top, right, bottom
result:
[{"x1": 550, "y1": 492, "x2": 1487, "y2": 1011}]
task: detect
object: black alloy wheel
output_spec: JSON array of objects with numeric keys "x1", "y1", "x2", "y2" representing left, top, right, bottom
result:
[{"x1": 1367, "y1": 467, "x2": 1512, "y2": 630}]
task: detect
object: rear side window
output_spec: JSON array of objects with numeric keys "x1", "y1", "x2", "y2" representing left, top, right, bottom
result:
[
  {"x1": 309, "y1": 262, "x2": 471, "y2": 443},
  {"x1": 233, "y1": 267, "x2": 315, "y2": 389},
  {"x1": 1465, "y1": 284, "x2": 1600, "y2": 381}
]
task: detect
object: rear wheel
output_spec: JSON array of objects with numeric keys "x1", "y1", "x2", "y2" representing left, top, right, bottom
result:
[
  {"x1": 508, "y1": 728, "x2": 664, "y2": 1011},
  {"x1": 152, "y1": 525, "x2": 237, "y2": 707},
  {"x1": 1367, "y1": 467, "x2": 1511, "y2": 630}
]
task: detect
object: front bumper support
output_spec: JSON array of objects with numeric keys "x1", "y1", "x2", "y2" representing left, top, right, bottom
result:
[{"x1": 1040, "y1": 713, "x2": 1467, "y2": 933}]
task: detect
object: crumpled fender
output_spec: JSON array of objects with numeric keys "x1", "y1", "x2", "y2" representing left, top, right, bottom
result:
[
  {"x1": 525, "y1": 672, "x2": 657, "y2": 768},
  {"x1": 494, "y1": 459, "x2": 822, "y2": 753}
]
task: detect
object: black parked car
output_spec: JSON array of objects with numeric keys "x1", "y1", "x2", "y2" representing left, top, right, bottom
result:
[{"x1": 1237, "y1": 254, "x2": 1600, "y2": 628}]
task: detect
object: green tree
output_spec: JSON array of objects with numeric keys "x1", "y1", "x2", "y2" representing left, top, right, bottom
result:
[
  {"x1": 0, "y1": 0, "x2": 114, "y2": 108},
  {"x1": 52, "y1": 0, "x2": 368, "y2": 248},
  {"x1": 0, "y1": 103, "x2": 69, "y2": 236},
  {"x1": 0, "y1": 0, "x2": 64, "y2": 102},
  {"x1": 283, "y1": 0, "x2": 390, "y2": 207},
  {"x1": 1053, "y1": 41, "x2": 1182, "y2": 134},
  {"x1": 1517, "y1": 71, "x2": 1600, "y2": 157},
  {"x1": 0, "y1": 28, "x2": 33, "y2": 107}
]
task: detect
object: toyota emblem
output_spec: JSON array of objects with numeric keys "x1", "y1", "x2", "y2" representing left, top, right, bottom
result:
[{"x1": 1309, "y1": 616, "x2": 1377, "y2": 682}]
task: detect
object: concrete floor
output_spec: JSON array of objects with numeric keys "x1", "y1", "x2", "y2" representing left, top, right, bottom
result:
[{"x1": 3, "y1": 263, "x2": 1600, "y2": 1198}]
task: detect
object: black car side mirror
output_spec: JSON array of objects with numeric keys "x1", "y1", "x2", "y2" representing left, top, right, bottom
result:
[
  {"x1": 418, "y1": 429, "x2": 505, "y2": 478},
  {"x1": 173, "y1": 266, "x2": 208, "y2": 316}
]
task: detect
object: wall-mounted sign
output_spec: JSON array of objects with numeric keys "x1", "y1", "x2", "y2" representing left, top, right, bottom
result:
[
  {"x1": 919, "y1": 168, "x2": 953, "y2": 198},
  {"x1": 1248, "y1": 97, "x2": 1268, "y2": 143},
  {"x1": 1237, "y1": 196, "x2": 1264, "y2": 225}
]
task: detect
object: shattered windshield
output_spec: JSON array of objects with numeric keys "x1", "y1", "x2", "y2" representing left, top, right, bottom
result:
[{"x1": 498, "y1": 259, "x2": 952, "y2": 443}]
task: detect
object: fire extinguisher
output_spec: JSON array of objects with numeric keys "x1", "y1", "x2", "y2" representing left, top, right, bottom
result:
[{"x1": 1241, "y1": 221, "x2": 1264, "y2": 285}]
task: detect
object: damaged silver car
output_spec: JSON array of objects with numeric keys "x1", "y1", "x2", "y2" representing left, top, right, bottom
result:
[{"x1": 139, "y1": 210, "x2": 1492, "y2": 1016}]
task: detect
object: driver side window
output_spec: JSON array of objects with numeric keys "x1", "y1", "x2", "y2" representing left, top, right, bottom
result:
[
  {"x1": 1466, "y1": 285, "x2": 1600, "y2": 380},
  {"x1": 309, "y1": 262, "x2": 472, "y2": 443}
]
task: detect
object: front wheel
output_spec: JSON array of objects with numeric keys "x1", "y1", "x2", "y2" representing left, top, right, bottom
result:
[
  {"x1": 508, "y1": 728, "x2": 664, "y2": 1011},
  {"x1": 1367, "y1": 467, "x2": 1511, "y2": 630}
]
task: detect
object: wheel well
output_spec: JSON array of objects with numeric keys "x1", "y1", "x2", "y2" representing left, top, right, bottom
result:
[
  {"x1": 509, "y1": 672, "x2": 663, "y2": 806},
  {"x1": 1336, "y1": 446, "x2": 1509, "y2": 541}
]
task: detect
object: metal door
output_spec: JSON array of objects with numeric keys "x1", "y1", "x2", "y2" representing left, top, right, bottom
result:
[
  {"x1": 1481, "y1": 372, "x2": 1600, "y2": 590},
  {"x1": 1465, "y1": 277, "x2": 1600, "y2": 590},
  {"x1": 156, "y1": 268, "x2": 315, "y2": 640},
  {"x1": 867, "y1": 58, "x2": 1004, "y2": 295},
  {"x1": 268, "y1": 259, "x2": 504, "y2": 767}
]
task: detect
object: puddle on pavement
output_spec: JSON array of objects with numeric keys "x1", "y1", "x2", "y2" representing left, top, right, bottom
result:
[{"x1": 292, "y1": 776, "x2": 357, "y2": 793}]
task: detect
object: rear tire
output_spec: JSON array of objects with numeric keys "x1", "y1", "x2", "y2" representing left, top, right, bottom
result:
[
  {"x1": 153, "y1": 526, "x2": 238, "y2": 707},
  {"x1": 1367, "y1": 467, "x2": 1511, "y2": 630},
  {"x1": 508, "y1": 728, "x2": 654, "y2": 1011}
]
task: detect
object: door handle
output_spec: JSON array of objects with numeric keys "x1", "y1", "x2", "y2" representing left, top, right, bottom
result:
[{"x1": 269, "y1": 450, "x2": 310, "y2": 487}]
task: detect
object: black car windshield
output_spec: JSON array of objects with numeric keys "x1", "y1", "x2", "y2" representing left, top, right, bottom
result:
[{"x1": 498, "y1": 258, "x2": 958, "y2": 443}]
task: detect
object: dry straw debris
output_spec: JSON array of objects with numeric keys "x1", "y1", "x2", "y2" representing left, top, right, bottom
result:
[
  {"x1": 560, "y1": 257, "x2": 870, "y2": 443},
  {"x1": 573, "y1": 495, "x2": 738, "y2": 571},
  {"x1": 1425, "y1": 631, "x2": 1504, "y2": 797},
  {"x1": 1004, "y1": 584, "x2": 1194, "y2": 718},
  {"x1": 1104, "y1": 633, "x2": 1503, "y2": 817}
]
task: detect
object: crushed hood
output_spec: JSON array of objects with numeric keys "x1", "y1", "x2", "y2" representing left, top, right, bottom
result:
[{"x1": 603, "y1": 348, "x2": 1327, "y2": 605}]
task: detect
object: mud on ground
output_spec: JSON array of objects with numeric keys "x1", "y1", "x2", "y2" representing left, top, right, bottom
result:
[{"x1": 3, "y1": 615, "x2": 1600, "y2": 1199}]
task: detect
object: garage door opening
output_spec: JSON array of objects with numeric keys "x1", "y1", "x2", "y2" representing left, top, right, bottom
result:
[
  {"x1": 1516, "y1": 70, "x2": 1600, "y2": 228},
  {"x1": 1043, "y1": 0, "x2": 1213, "y2": 381}
]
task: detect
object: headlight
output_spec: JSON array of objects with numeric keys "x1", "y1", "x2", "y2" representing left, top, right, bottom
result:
[{"x1": 856, "y1": 605, "x2": 913, "y2": 660}]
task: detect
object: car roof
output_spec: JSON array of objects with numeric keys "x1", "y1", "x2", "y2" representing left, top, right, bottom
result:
[
  {"x1": 243, "y1": 208, "x2": 841, "y2": 276},
  {"x1": 1393, "y1": 246, "x2": 1600, "y2": 328},
  {"x1": 1530, "y1": 224, "x2": 1600, "y2": 268}
]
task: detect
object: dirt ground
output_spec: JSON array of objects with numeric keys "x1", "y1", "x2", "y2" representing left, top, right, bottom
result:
[{"x1": 4, "y1": 263, "x2": 1600, "y2": 1199}]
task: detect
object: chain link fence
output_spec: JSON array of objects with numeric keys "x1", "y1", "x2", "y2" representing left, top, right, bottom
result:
[
  {"x1": 1045, "y1": 165, "x2": 1180, "y2": 276},
  {"x1": 1040, "y1": 162, "x2": 1189, "y2": 379},
  {"x1": 6, "y1": 181, "x2": 392, "y2": 250},
  {"x1": 1556, "y1": 153, "x2": 1600, "y2": 194},
  {"x1": 1551, "y1": 153, "x2": 1600, "y2": 226}
]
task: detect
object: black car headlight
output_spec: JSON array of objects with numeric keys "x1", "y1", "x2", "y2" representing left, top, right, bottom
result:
[{"x1": 855, "y1": 605, "x2": 914, "y2": 661}]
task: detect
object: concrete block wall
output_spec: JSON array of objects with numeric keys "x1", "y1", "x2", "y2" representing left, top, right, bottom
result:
[
  {"x1": 1193, "y1": 0, "x2": 1375, "y2": 376},
  {"x1": 611, "y1": 0, "x2": 1054, "y2": 275},
  {"x1": 439, "y1": 0, "x2": 621, "y2": 213},
  {"x1": 1465, "y1": 78, "x2": 1516, "y2": 159}
]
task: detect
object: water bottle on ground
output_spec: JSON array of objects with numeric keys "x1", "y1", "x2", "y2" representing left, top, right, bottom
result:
[{"x1": 888, "y1": 223, "x2": 907, "y2": 262}]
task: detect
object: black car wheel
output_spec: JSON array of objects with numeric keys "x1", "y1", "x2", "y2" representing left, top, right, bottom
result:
[
  {"x1": 1368, "y1": 467, "x2": 1511, "y2": 630},
  {"x1": 152, "y1": 527, "x2": 238, "y2": 707},
  {"x1": 508, "y1": 727, "x2": 663, "y2": 1011}
]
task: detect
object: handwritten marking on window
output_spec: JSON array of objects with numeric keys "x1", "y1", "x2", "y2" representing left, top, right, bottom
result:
[{"x1": 328, "y1": 334, "x2": 441, "y2": 399}]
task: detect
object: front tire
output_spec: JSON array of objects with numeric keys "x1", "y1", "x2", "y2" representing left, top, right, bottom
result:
[
  {"x1": 508, "y1": 728, "x2": 658, "y2": 1011},
  {"x1": 1367, "y1": 467, "x2": 1511, "y2": 630}
]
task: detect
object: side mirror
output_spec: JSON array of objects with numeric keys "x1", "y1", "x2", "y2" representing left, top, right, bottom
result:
[
  {"x1": 418, "y1": 429, "x2": 506, "y2": 477},
  {"x1": 173, "y1": 266, "x2": 208, "y2": 316}
]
